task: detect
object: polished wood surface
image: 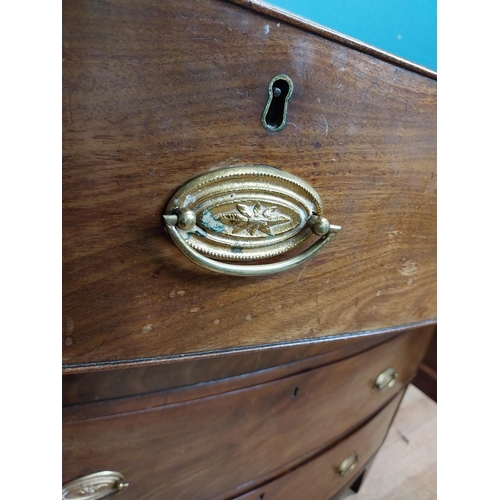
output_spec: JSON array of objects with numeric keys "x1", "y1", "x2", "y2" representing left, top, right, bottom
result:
[
  {"x1": 62, "y1": 329, "x2": 429, "y2": 499},
  {"x1": 234, "y1": 391, "x2": 403, "y2": 500},
  {"x1": 63, "y1": 325, "x2": 433, "y2": 405},
  {"x1": 229, "y1": 0, "x2": 437, "y2": 79},
  {"x1": 62, "y1": 0, "x2": 437, "y2": 372}
]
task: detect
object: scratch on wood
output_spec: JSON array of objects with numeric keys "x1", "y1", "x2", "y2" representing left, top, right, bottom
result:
[
  {"x1": 321, "y1": 114, "x2": 329, "y2": 134},
  {"x1": 237, "y1": 88, "x2": 250, "y2": 98},
  {"x1": 161, "y1": 118, "x2": 173, "y2": 132},
  {"x1": 388, "y1": 230, "x2": 404, "y2": 237},
  {"x1": 141, "y1": 324, "x2": 153, "y2": 334},
  {"x1": 295, "y1": 261, "x2": 310, "y2": 283},
  {"x1": 399, "y1": 260, "x2": 418, "y2": 277}
]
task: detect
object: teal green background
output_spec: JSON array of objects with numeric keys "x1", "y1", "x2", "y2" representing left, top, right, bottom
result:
[{"x1": 266, "y1": 0, "x2": 437, "y2": 71}]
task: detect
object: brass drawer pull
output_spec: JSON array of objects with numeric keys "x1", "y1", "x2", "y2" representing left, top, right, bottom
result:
[
  {"x1": 337, "y1": 451, "x2": 360, "y2": 477},
  {"x1": 374, "y1": 367, "x2": 399, "y2": 391},
  {"x1": 62, "y1": 471, "x2": 128, "y2": 500},
  {"x1": 163, "y1": 165, "x2": 341, "y2": 276}
]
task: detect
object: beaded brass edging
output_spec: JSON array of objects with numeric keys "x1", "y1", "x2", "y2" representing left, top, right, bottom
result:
[{"x1": 163, "y1": 164, "x2": 341, "y2": 276}]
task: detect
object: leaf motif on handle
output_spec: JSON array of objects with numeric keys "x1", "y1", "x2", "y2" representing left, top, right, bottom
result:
[
  {"x1": 236, "y1": 204, "x2": 254, "y2": 219},
  {"x1": 253, "y1": 202, "x2": 265, "y2": 218},
  {"x1": 217, "y1": 212, "x2": 247, "y2": 223},
  {"x1": 215, "y1": 202, "x2": 291, "y2": 236},
  {"x1": 263, "y1": 206, "x2": 277, "y2": 217}
]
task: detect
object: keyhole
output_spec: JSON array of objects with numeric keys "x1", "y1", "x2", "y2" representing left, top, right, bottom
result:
[
  {"x1": 262, "y1": 75, "x2": 293, "y2": 132},
  {"x1": 292, "y1": 386, "x2": 300, "y2": 398},
  {"x1": 259, "y1": 494, "x2": 265, "y2": 500}
]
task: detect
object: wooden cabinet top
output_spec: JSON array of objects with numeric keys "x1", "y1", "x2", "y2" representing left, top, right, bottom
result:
[{"x1": 62, "y1": 0, "x2": 436, "y2": 373}]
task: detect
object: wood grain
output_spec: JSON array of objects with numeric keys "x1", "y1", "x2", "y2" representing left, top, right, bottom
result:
[
  {"x1": 229, "y1": 0, "x2": 437, "y2": 79},
  {"x1": 63, "y1": 327, "x2": 432, "y2": 421},
  {"x1": 62, "y1": 324, "x2": 433, "y2": 405},
  {"x1": 62, "y1": 0, "x2": 436, "y2": 370},
  {"x1": 62, "y1": 331, "x2": 427, "y2": 499},
  {"x1": 234, "y1": 391, "x2": 404, "y2": 500}
]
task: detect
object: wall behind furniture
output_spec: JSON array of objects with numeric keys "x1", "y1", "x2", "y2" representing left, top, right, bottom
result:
[{"x1": 267, "y1": 0, "x2": 437, "y2": 71}]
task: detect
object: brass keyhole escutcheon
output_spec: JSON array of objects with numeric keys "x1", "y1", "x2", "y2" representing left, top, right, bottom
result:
[{"x1": 261, "y1": 74, "x2": 293, "y2": 132}]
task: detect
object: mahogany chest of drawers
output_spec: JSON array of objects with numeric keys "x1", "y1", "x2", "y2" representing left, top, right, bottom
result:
[{"x1": 62, "y1": 0, "x2": 436, "y2": 498}]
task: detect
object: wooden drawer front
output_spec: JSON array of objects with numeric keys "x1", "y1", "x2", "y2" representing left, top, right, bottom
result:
[
  {"x1": 63, "y1": 0, "x2": 436, "y2": 370},
  {"x1": 235, "y1": 391, "x2": 404, "y2": 500},
  {"x1": 63, "y1": 329, "x2": 428, "y2": 500}
]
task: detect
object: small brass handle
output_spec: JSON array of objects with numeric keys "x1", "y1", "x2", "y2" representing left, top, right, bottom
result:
[
  {"x1": 337, "y1": 451, "x2": 360, "y2": 477},
  {"x1": 163, "y1": 165, "x2": 341, "y2": 277},
  {"x1": 374, "y1": 367, "x2": 399, "y2": 391},
  {"x1": 62, "y1": 471, "x2": 129, "y2": 500}
]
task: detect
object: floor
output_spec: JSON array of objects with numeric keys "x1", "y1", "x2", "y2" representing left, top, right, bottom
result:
[{"x1": 341, "y1": 384, "x2": 437, "y2": 500}]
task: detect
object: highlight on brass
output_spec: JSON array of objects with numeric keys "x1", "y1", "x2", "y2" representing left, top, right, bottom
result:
[
  {"x1": 163, "y1": 164, "x2": 341, "y2": 276},
  {"x1": 261, "y1": 74, "x2": 294, "y2": 132},
  {"x1": 337, "y1": 451, "x2": 360, "y2": 477},
  {"x1": 374, "y1": 367, "x2": 399, "y2": 392},
  {"x1": 62, "y1": 471, "x2": 128, "y2": 500}
]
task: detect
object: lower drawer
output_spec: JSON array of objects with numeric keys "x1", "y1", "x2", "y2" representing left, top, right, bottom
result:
[
  {"x1": 63, "y1": 329, "x2": 430, "y2": 499},
  {"x1": 234, "y1": 391, "x2": 404, "y2": 500}
]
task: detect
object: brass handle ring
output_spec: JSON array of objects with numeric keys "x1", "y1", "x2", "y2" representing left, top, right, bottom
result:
[
  {"x1": 162, "y1": 165, "x2": 341, "y2": 277},
  {"x1": 164, "y1": 215, "x2": 340, "y2": 276}
]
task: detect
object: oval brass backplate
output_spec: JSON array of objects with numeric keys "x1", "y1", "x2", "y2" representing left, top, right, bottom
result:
[
  {"x1": 163, "y1": 165, "x2": 341, "y2": 276},
  {"x1": 62, "y1": 471, "x2": 128, "y2": 500}
]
